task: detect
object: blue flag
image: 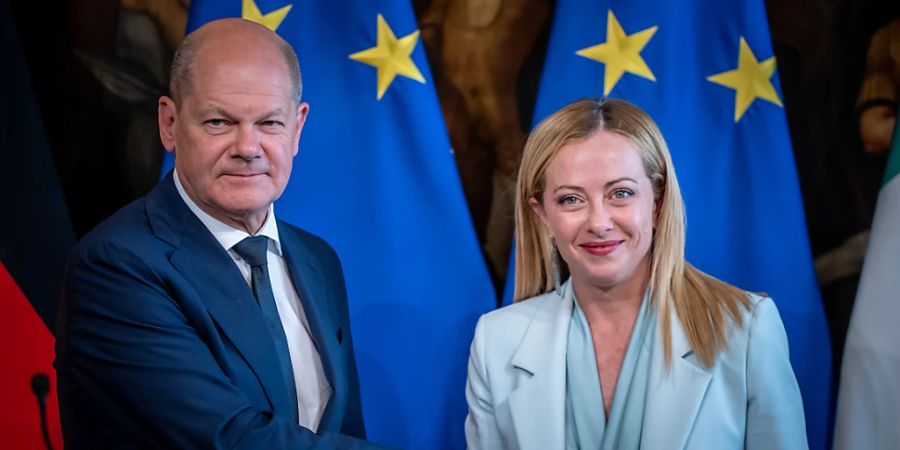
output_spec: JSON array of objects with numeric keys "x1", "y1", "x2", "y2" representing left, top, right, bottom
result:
[
  {"x1": 522, "y1": 0, "x2": 832, "y2": 448},
  {"x1": 178, "y1": 1, "x2": 495, "y2": 448}
]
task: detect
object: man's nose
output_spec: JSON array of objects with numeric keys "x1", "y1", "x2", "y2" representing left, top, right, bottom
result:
[{"x1": 233, "y1": 124, "x2": 262, "y2": 160}]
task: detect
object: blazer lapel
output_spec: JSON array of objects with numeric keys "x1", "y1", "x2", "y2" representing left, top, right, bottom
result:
[
  {"x1": 641, "y1": 308, "x2": 712, "y2": 450},
  {"x1": 146, "y1": 174, "x2": 296, "y2": 417},
  {"x1": 507, "y1": 281, "x2": 575, "y2": 450},
  {"x1": 278, "y1": 226, "x2": 345, "y2": 431}
]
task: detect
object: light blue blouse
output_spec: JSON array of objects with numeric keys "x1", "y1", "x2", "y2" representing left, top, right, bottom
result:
[{"x1": 565, "y1": 292, "x2": 656, "y2": 450}]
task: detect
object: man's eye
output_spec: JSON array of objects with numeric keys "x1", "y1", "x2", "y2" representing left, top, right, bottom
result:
[
  {"x1": 261, "y1": 120, "x2": 285, "y2": 128},
  {"x1": 205, "y1": 119, "x2": 227, "y2": 127}
]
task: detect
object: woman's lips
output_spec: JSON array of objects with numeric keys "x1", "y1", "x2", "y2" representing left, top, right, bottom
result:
[{"x1": 580, "y1": 240, "x2": 622, "y2": 256}]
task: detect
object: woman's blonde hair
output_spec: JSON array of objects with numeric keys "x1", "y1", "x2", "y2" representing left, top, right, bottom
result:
[{"x1": 514, "y1": 98, "x2": 750, "y2": 368}]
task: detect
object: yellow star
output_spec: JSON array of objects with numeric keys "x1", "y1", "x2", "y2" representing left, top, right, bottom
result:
[
  {"x1": 707, "y1": 37, "x2": 783, "y2": 122},
  {"x1": 349, "y1": 14, "x2": 425, "y2": 100},
  {"x1": 576, "y1": 10, "x2": 658, "y2": 95},
  {"x1": 242, "y1": 0, "x2": 292, "y2": 32}
]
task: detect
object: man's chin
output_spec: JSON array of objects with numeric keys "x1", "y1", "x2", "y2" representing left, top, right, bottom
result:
[
  {"x1": 212, "y1": 194, "x2": 275, "y2": 217},
  {"x1": 223, "y1": 201, "x2": 272, "y2": 215}
]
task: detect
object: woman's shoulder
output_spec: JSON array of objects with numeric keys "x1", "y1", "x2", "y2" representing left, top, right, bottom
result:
[
  {"x1": 480, "y1": 290, "x2": 560, "y2": 327},
  {"x1": 708, "y1": 290, "x2": 780, "y2": 332},
  {"x1": 744, "y1": 293, "x2": 790, "y2": 340},
  {"x1": 472, "y1": 289, "x2": 563, "y2": 350},
  {"x1": 741, "y1": 292, "x2": 782, "y2": 326},
  {"x1": 717, "y1": 292, "x2": 788, "y2": 355}
]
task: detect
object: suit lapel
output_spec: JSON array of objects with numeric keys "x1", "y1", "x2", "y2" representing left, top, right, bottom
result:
[
  {"x1": 507, "y1": 281, "x2": 574, "y2": 450},
  {"x1": 147, "y1": 173, "x2": 296, "y2": 419},
  {"x1": 641, "y1": 308, "x2": 712, "y2": 450},
  {"x1": 503, "y1": 278, "x2": 713, "y2": 450},
  {"x1": 278, "y1": 225, "x2": 345, "y2": 431}
]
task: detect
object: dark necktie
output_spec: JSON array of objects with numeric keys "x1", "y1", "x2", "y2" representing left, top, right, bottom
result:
[{"x1": 232, "y1": 236, "x2": 299, "y2": 423}]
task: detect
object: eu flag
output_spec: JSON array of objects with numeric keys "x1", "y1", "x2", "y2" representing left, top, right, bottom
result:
[
  {"x1": 181, "y1": 1, "x2": 495, "y2": 448},
  {"x1": 529, "y1": 0, "x2": 832, "y2": 448}
]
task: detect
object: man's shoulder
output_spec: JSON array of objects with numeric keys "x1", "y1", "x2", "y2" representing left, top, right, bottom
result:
[
  {"x1": 71, "y1": 176, "x2": 192, "y2": 267},
  {"x1": 277, "y1": 220, "x2": 340, "y2": 262},
  {"x1": 74, "y1": 196, "x2": 157, "y2": 257},
  {"x1": 63, "y1": 194, "x2": 180, "y2": 299},
  {"x1": 278, "y1": 220, "x2": 330, "y2": 248}
]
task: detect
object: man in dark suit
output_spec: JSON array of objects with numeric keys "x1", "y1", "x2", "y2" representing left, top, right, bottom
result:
[{"x1": 55, "y1": 18, "x2": 389, "y2": 449}]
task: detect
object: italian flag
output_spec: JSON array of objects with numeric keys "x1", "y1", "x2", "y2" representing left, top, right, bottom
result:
[{"x1": 834, "y1": 110, "x2": 900, "y2": 449}]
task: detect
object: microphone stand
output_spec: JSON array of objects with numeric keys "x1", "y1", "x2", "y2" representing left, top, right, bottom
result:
[{"x1": 31, "y1": 373, "x2": 54, "y2": 450}]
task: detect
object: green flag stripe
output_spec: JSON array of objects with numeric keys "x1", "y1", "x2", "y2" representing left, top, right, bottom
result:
[{"x1": 882, "y1": 105, "x2": 900, "y2": 186}]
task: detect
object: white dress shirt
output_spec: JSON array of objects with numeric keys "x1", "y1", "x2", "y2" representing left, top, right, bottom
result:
[{"x1": 174, "y1": 170, "x2": 331, "y2": 431}]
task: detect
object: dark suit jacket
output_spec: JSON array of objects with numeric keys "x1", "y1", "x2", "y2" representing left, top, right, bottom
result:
[{"x1": 56, "y1": 173, "x2": 385, "y2": 449}]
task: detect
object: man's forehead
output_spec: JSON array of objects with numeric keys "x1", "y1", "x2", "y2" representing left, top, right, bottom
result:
[
  {"x1": 190, "y1": 18, "x2": 279, "y2": 46},
  {"x1": 191, "y1": 97, "x2": 296, "y2": 113},
  {"x1": 194, "y1": 40, "x2": 284, "y2": 69},
  {"x1": 189, "y1": 66, "x2": 294, "y2": 99},
  {"x1": 187, "y1": 36, "x2": 291, "y2": 85},
  {"x1": 178, "y1": 87, "x2": 298, "y2": 117}
]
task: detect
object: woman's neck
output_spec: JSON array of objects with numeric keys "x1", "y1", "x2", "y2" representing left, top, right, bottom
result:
[{"x1": 571, "y1": 258, "x2": 650, "y2": 324}]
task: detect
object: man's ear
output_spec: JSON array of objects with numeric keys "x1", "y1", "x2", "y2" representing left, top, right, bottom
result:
[
  {"x1": 158, "y1": 96, "x2": 178, "y2": 153},
  {"x1": 292, "y1": 102, "x2": 310, "y2": 157}
]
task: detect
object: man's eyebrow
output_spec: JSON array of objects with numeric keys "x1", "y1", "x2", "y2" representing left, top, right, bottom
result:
[
  {"x1": 197, "y1": 104, "x2": 232, "y2": 117},
  {"x1": 259, "y1": 107, "x2": 291, "y2": 118}
]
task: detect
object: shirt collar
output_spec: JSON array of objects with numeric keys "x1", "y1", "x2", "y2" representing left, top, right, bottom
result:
[{"x1": 173, "y1": 169, "x2": 282, "y2": 255}]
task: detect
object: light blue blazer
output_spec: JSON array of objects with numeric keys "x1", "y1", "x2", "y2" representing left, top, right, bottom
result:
[{"x1": 465, "y1": 279, "x2": 808, "y2": 450}]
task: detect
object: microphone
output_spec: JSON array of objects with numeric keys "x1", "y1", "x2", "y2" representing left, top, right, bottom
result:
[{"x1": 30, "y1": 373, "x2": 54, "y2": 450}]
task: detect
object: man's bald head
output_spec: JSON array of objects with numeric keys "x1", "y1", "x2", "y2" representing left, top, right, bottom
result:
[{"x1": 169, "y1": 18, "x2": 302, "y2": 106}]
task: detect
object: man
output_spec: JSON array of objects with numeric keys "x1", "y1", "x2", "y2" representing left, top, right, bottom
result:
[{"x1": 55, "y1": 18, "x2": 388, "y2": 449}]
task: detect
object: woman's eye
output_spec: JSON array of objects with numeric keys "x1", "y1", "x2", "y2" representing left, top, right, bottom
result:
[
  {"x1": 611, "y1": 189, "x2": 634, "y2": 199},
  {"x1": 558, "y1": 195, "x2": 579, "y2": 205}
]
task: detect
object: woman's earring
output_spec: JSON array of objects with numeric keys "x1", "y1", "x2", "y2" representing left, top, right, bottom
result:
[{"x1": 550, "y1": 237, "x2": 562, "y2": 295}]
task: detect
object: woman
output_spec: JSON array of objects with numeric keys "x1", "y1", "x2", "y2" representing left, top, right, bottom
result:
[{"x1": 464, "y1": 98, "x2": 807, "y2": 450}]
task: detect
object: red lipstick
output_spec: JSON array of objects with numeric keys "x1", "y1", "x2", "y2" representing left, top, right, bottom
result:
[{"x1": 580, "y1": 240, "x2": 622, "y2": 256}]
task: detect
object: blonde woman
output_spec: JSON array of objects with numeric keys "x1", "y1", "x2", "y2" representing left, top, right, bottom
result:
[{"x1": 464, "y1": 98, "x2": 807, "y2": 450}]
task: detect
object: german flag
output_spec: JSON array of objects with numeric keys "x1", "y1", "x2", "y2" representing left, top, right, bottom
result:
[{"x1": 1, "y1": 0, "x2": 73, "y2": 447}]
